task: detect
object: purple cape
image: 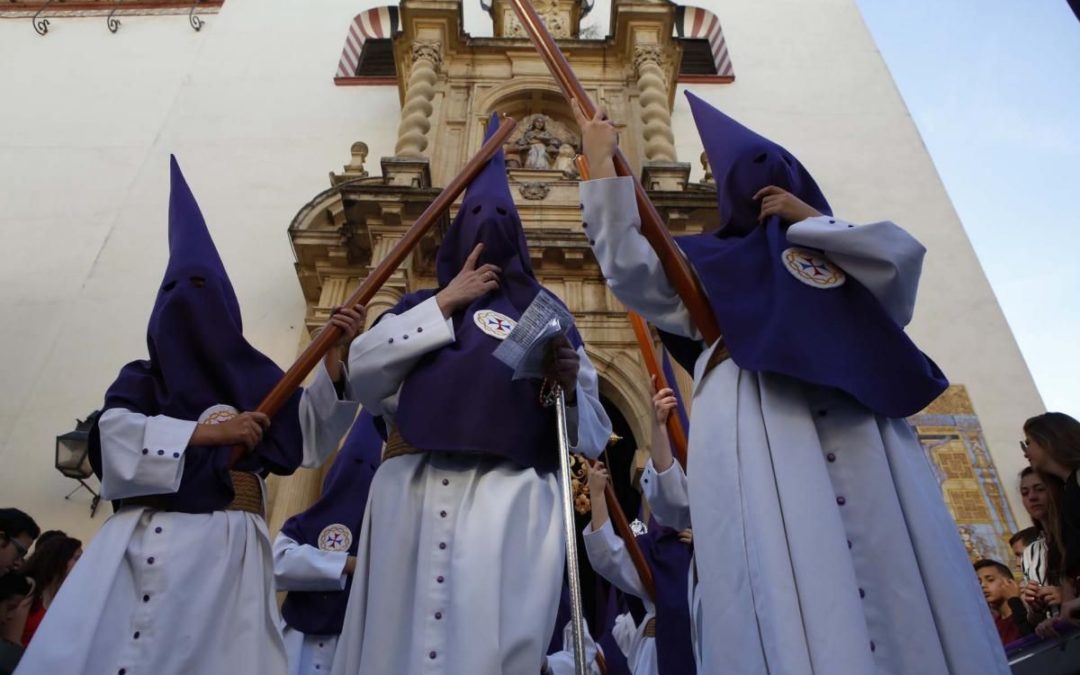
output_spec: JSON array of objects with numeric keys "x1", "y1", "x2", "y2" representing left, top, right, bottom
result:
[
  {"x1": 388, "y1": 113, "x2": 582, "y2": 472},
  {"x1": 280, "y1": 411, "x2": 381, "y2": 635},
  {"x1": 674, "y1": 92, "x2": 947, "y2": 417},
  {"x1": 89, "y1": 156, "x2": 304, "y2": 513}
]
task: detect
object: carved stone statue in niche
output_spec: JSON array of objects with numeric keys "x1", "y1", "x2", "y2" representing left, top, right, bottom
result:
[{"x1": 504, "y1": 114, "x2": 580, "y2": 173}]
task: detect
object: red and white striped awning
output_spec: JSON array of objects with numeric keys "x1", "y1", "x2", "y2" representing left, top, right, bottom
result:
[
  {"x1": 335, "y1": 6, "x2": 400, "y2": 79},
  {"x1": 674, "y1": 4, "x2": 734, "y2": 78}
]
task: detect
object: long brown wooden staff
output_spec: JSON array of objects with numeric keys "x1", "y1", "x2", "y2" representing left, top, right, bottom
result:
[
  {"x1": 574, "y1": 155, "x2": 690, "y2": 470},
  {"x1": 508, "y1": 0, "x2": 721, "y2": 346},
  {"x1": 228, "y1": 116, "x2": 518, "y2": 466}
]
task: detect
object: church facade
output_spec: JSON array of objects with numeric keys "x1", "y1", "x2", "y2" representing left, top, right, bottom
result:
[{"x1": 0, "y1": 0, "x2": 1039, "y2": 566}]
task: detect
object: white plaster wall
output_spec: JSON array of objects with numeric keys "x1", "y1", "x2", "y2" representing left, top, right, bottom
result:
[
  {"x1": 0, "y1": 0, "x2": 1042, "y2": 545},
  {"x1": 666, "y1": 0, "x2": 1042, "y2": 523},
  {"x1": 0, "y1": 0, "x2": 403, "y2": 542}
]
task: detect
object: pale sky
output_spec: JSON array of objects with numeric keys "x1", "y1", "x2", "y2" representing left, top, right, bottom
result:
[{"x1": 856, "y1": 0, "x2": 1080, "y2": 415}]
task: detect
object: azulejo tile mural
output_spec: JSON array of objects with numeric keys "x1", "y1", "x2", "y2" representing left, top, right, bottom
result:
[{"x1": 909, "y1": 385, "x2": 1019, "y2": 567}]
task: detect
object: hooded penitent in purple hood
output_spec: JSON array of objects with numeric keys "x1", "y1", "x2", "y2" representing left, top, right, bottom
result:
[
  {"x1": 386, "y1": 113, "x2": 583, "y2": 472},
  {"x1": 668, "y1": 92, "x2": 947, "y2": 418},
  {"x1": 89, "y1": 156, "x2": 304, "y2": 513},
  {"x1": 280, "y1": 411, "x2": 381, "y2": 635}
]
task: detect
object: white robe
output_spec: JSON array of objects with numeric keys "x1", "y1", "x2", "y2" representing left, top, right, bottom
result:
[
  {"x1": 332, "y1": 296, "x2": 612, "y2": 675},
  {"x1": 583, "y1": 521, "x2": 658, "y2": 675},
  {"x1": 579, "y1": 176, "x2": 1009, "y2": 675},
  {"x1": 16, "y1": 364, "x2": 358, "y2": 675},
  {"x1": 638, "y1": 459, "x2": 709, "y2": 665},
  {"x1": 273, "y1": 534, "x2": 350, "y2": 675}
]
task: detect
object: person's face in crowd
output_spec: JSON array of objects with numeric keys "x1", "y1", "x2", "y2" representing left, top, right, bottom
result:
[
  {"x1": 1023, "y1": 436, "x2": 1057, "y2": 474},
  {"x1": 0, "y1": 532, "x2": 33, "y2": 575},
  {"x1": 1020, "y1": 472, "x2": 1049, "y2": 524},
  {"x1": 1011, "y1": 539, "x2": 1028, "y2": 559},
  {"x1": 978, "y1": 567, "x2": 1019, "y2": 608}
]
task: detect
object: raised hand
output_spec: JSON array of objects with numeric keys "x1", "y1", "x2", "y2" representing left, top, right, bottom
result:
[
  {"x1": 436, "y1": 243, "x2": 502, "y2": 318},
  {"x1": 192, "y1": 411, "x2": 271, "y2": 451},
  {"x1": 753, "y1": 185, "x2": 822, "y2": 224},
  {"x1": 651, "y1": 374, "x2": 678, "y2": 427},
  {"x1": 587, "y1": 461, "x2": 609, "y2": 496},
  {"x1": 571, "y1": 98, "x2": 618, "y2": 180}
]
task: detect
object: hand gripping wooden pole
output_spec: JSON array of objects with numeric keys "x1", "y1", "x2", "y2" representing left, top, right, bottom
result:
[
  {"x1": 228, "y1": 116, "x2": 518, "y2": 466},
  {"x1": 575, "y1": 154, "x2": 689, "y2": 470},
  {"x1": 508, "y1": 0, "x2": 721, "y2": 346}
]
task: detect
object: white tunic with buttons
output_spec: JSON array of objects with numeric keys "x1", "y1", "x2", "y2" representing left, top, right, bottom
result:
[
  {"x1": 579, "y1": 176, "x2": 1008, "y2": 675},
  {"x1": 273, "y1": 533, "x2": 351, "y2": 675},
  {"x1": 15, "y1": 364, "x2": 359, "y2": 675},
  {"x1": 582, "y1": 521, "x2": 658, "y2": 675},
  {"x1": 331, "y1": 296, "x2": 612, "y2": 675}
]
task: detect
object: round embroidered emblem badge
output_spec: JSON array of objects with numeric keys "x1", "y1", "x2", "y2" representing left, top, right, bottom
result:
[
  {"x1": 781, "y1": 247, "x2": 846, "y2": 289},
  {"x1": 473, "y1": 310, "x2": 517, "y2": 340},
  {"x1": 198, "y1": 404, "x2": 238, "y2": 425},
  {"x1": 318, "y1": 524, "x2": 353, "y2": 552}
]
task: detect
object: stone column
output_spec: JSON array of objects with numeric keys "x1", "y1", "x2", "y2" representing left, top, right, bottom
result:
[
  {"x1": 633, "y1": 44, "x2": 677, "y2": 163},
  {"x1": 395, "y1": 41, "x2": 443, "y2": 158}
]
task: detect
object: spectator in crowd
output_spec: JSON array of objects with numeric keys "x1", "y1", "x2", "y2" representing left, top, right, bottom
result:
[
  {"x1": 1013, "y1": 467, "x2": 1065, "y2": 624},
  {"x1": 30, "y1": 531, "x2": 67, "y2": 550},
  {"x1": 0, "y1": 572, "x2": 33, "y2": 675},
  {"x1": 975, "y1": 559, "x2": 1034, "y2": 644},
  {"x1": 1021, "y1": 412, "x2": 1080, "y2": 637},
  {"x1": 0, "y1": 511, "x2": 39, "y2": 576},
  {"x1": 19, "y1": 534, "x2": 81, "y2": 646},
  {"x1": 1010, "y1": 527, "x2": 1039, "y2": 561}
]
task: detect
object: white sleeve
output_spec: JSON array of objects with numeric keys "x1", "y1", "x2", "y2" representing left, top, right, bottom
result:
[
  {"x1": 580, "y1": 177, "x2": 700, "y2": 340},
  {"x1": 641, "y1": 458, "x2": 692, "y2": 531},
  {"x1": 786, "y1": 216, "x2": 926, "y2": 327},
  {"x1": 611, "y1": 611, "x2": 638, "y2": 657},
  {"x1": 272, "y1": 533, "x2": 348, "y2": 592},
  {"x1": 297, "y1": 362, "x2": 362, "y2": 469},
  {"x1": 346, "y1": 296, "x2": 456, "y2": 418},
  {"x1": 565, "y1": 347, "x2": 612, "y2": 459},
  {"x1": 97, "y1": 408, "x2": 195, "y2": 500},
  {"x1": 582, "y1": 520, "x2": 651, "y2": 603}
]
